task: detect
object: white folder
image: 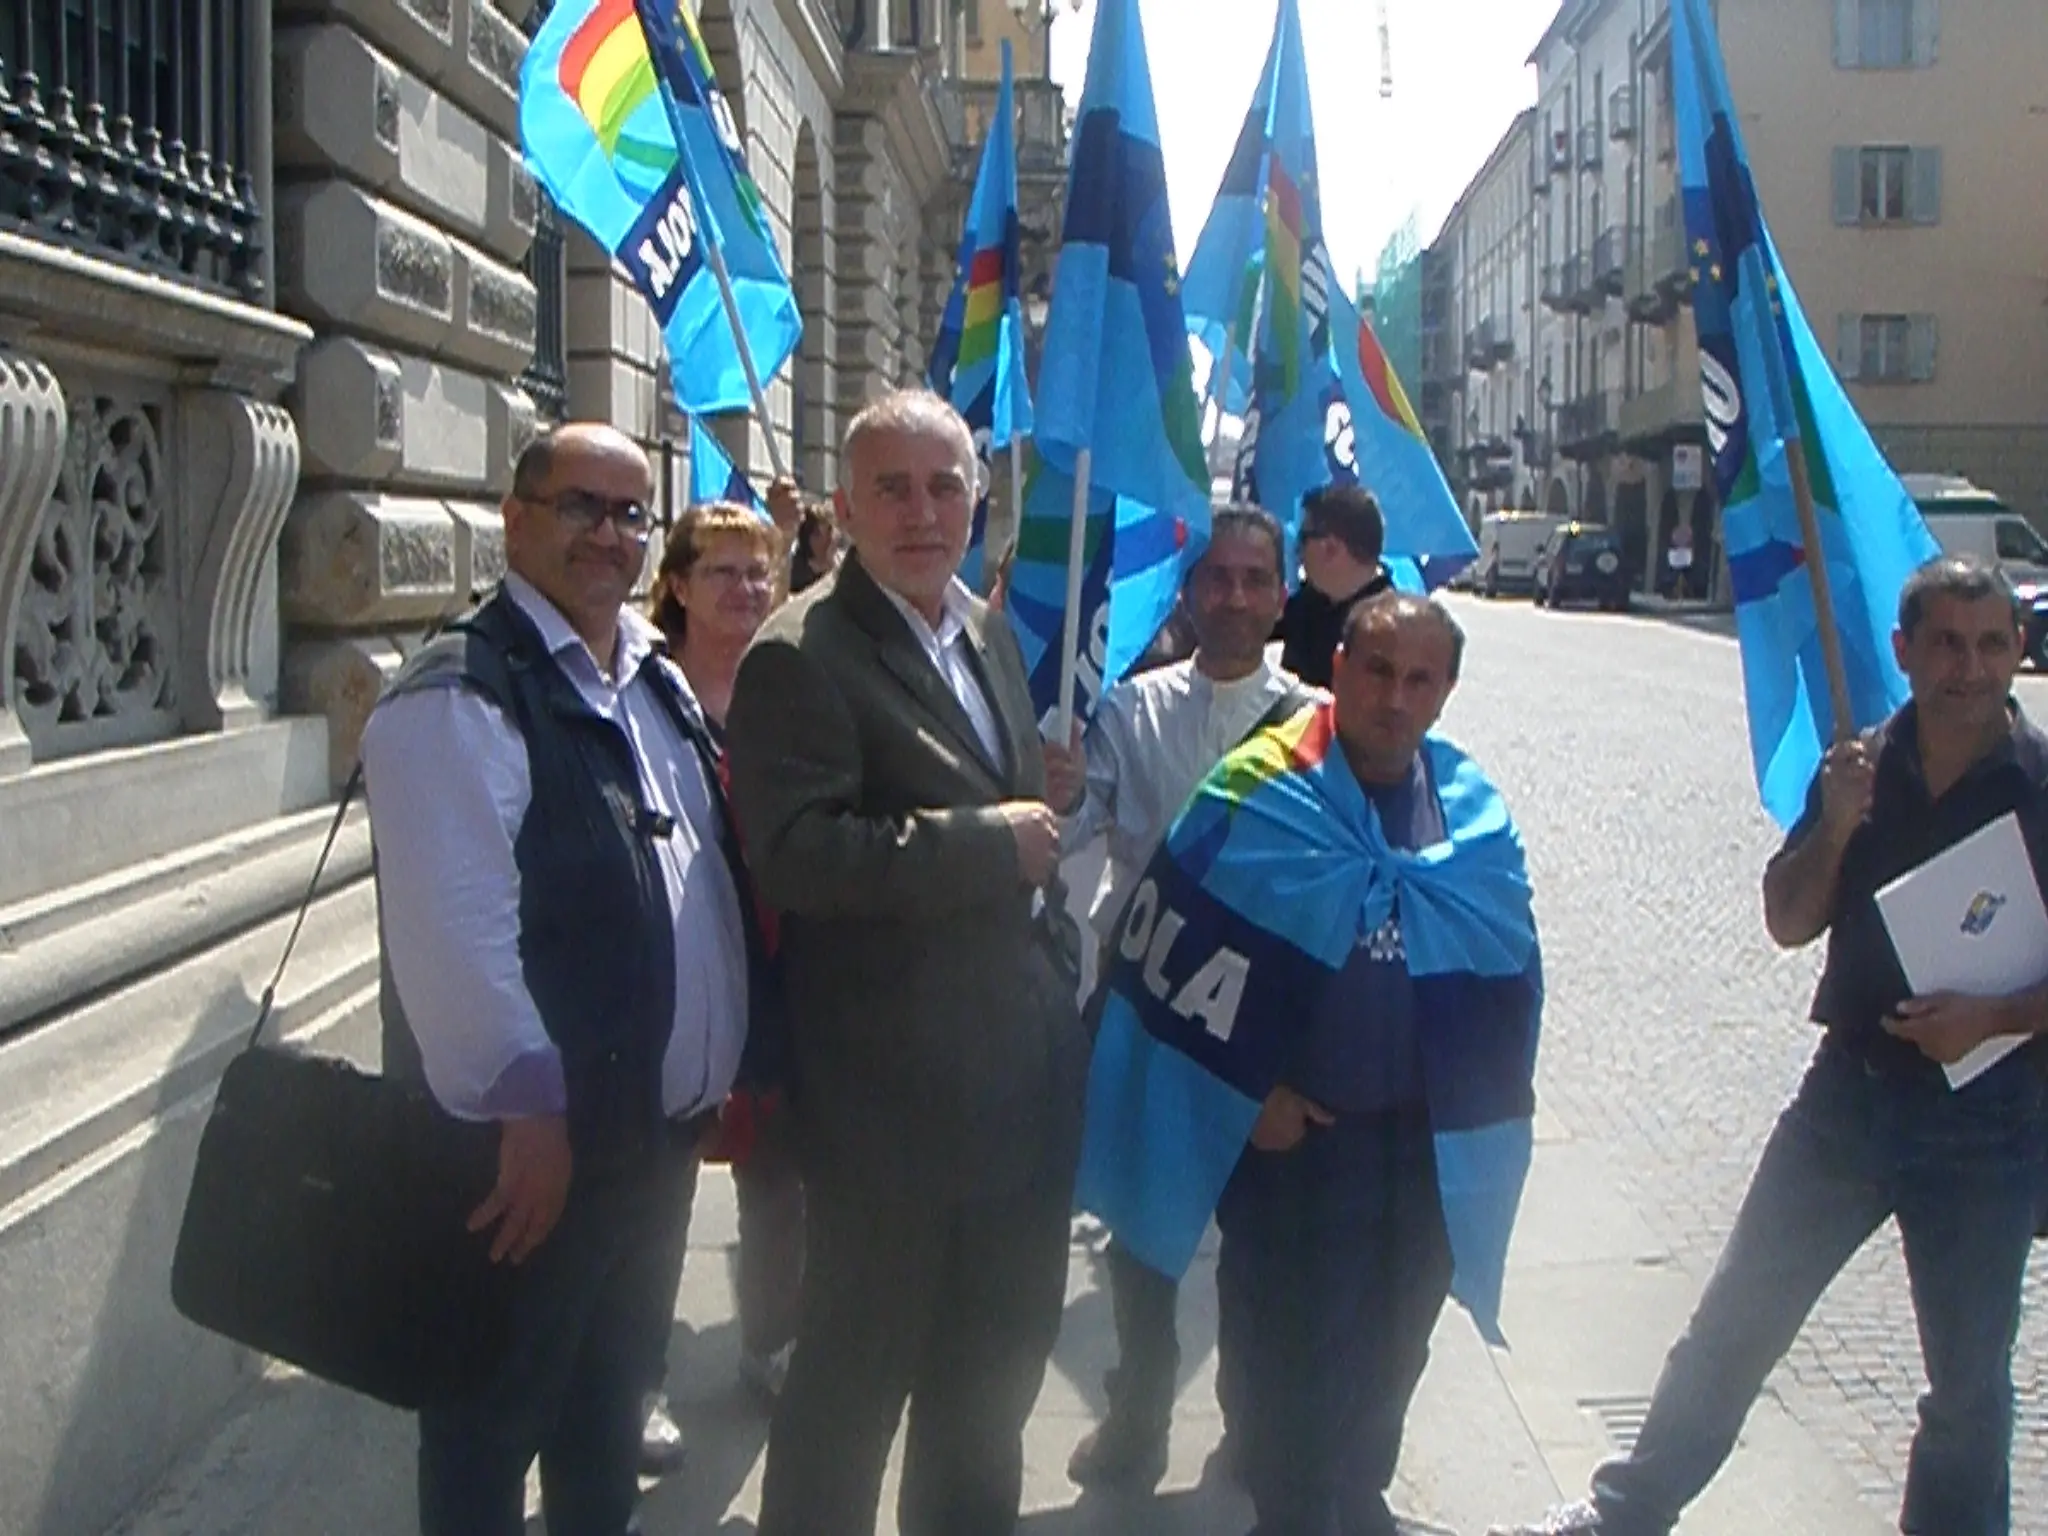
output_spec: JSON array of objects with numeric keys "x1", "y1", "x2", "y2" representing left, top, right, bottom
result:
[{"x1": 1874, "y1": 811, "x2": 2048, "y2": 1089}]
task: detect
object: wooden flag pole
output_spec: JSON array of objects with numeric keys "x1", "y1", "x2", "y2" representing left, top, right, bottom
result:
[
  {"x1": 1004, "y1": 434, "x2": 1027, "y2": 577},
  {"x1": 699, "y1": 229, "x2": 790, "y2": 483},
  {"x1": 1784, "y1": 436, "x2": 1854, "y2": 744},
  {"x1": 1056, "y1": 446, "x2": 1092, "y2": 745}
]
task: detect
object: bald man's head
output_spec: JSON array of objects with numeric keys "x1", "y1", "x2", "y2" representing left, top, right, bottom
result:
[{"x1": 502, "y1": 423, "x2": 656, "y2": 656}]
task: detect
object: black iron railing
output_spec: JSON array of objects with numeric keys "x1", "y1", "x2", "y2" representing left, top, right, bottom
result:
[
  {"x1": 522, "y1": 190, "x2": 568, "y2": 423},
  {"x1": 0, "y1": 0, "x2": 265, "y2": 296}
]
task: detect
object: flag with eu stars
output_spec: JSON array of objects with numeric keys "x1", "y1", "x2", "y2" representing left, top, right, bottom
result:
[
  {"x1": 1010, "y1": 0, "x2": 1211, "y2": 728},
  {"x1": 1672, "y1": 0, "x2": 1936, "y2": 828},
  {"x1": 687, "y1": 415, "x2": 766, "y2": 517},
  {"x1": 520, "y1": 0, "x2": 801, "y2": 415},
  {"x1": 928, "y1": 39, "x2": 1034, "y2": 592}
]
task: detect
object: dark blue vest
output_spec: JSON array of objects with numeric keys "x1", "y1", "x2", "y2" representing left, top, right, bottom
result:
[{"x1": 376, "y1": 589, "x2": 725, "y2": 1168}]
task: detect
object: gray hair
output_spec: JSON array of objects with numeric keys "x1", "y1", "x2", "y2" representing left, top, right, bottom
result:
[
  {"x1": 1342, "y1": 589, "x2": 1467, "y2": 682},
  {"x1": 1898, "y1": 553, "x2": 2022, "y2": 637},
  {"x1": 840, "y1": 388, "x2": 978, "y2": 486}
]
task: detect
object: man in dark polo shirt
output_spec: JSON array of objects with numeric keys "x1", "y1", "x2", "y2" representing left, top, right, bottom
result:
[
  {"x1": 1274, "y1": 484, "x2": 1394, "y2": 688},
  {"x1": 1495, "y1": 553, "x2": 2048, "y2": 1536}
]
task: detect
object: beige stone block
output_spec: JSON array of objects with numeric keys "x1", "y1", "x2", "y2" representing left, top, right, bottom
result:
[
  {"x1": 567, "y1": 357, "x2": 659, "y2": 437},
  {"x1": 281, "y1": 634, "x2": 405, "y2": 787},
  {"x1": 484, "y1": 138, "x2": 537, "y2": 267},
  {"x1": 276, "y1": 182, "x2": 456, "y2": 354},
  {"x1": 448, "y1": 237, "x2": 537, "y2": 376},
  {"x1": 446, "y1": 498, "x2": 508, "y2": 598},
  {"x1": 293, "y1": 337, "x2": 405, "y2": 481},
  {"x1": 446, "y1": 0, "x2": 523, "y2": 141},
  {"x1": 279, "y1": 490, "x2": 463, "y2": 627},
  {"x1": 484, "y1": 382, "x2": 536, "y2": 495},
  {"x1": 276, "y1": 0, "x2": 456, "y2": 92},
  {"x1": 273, "y1": 26, "x2": 401, "y2": 187}
]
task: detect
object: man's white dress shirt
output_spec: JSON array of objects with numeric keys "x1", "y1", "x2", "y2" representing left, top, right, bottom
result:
[
  {"x1": 1064, "y1": 656, "x2": 1314, "y2": 942},
  {"x1": 360, "y1": 573, "x2": 748, "y2": 1122},
  {"x1": 877, "y1": 577, "x2": 1007, "y2": 771}
]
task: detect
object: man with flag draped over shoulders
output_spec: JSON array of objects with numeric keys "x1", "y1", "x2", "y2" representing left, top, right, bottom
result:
[{"x1": 1075, "y1": 590, "x2": 1543, "y2": 1536}]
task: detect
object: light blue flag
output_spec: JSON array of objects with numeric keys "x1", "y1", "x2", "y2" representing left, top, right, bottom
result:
[
  {"x1": 1178, "y1": 18, "x2": 1281, "y2": 421},
  {"x1": 1017, "y1": 0, "x2": 1212, "y2": 727},
  {"x1": 1672, "y1": 0, "x2": 1937, "y2": 827},
  {"x1": 928, "y1": 40, "x2": 1035, "y2": 591},
  {"x1": 1327, "y1": 282, "x2": 1479, "y2": 589},
  {"x1": 687, "y1": 416, "x2": 766, "y2": 516},
  {"x1": 520, "y1": 0, "x2": 802, "y2": 415}
]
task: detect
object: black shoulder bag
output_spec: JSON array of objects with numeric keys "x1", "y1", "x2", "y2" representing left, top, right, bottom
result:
[{"x1": 169, "y1": 769, "x2": 513, "y2": 1409}]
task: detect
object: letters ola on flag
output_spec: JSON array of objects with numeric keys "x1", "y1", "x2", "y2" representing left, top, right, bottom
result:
[{"x1": 521, "y1": 0, "x2": 801, "y2": 416}]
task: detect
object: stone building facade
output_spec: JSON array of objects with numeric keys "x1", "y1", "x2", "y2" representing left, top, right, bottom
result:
[
  {"x1": 1429, "y1": 0, "x2": 2048, "y2": 600},
  {"x1": 0, "y1": 0, "x2": 1070, "y2": 1528}
]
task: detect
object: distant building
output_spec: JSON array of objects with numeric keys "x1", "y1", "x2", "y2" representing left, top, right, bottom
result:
[{"x1": 1429, "y1": 0, "x2": 2048, "y2": 598}]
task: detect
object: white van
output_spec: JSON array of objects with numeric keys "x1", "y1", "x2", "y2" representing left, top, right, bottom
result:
[
  {"x1": 1475, "y1": 511, "x2": 1565, "y2": 598},
  {"x1": 1904, "y1": 474, "x2": 2048, "y2": 593}
]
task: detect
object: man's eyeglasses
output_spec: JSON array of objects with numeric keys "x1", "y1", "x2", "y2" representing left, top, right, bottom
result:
[{"x1": 528, "y1": 489, "x2": 653, "y2": 539}]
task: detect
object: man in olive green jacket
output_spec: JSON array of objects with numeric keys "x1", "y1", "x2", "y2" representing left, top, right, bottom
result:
[{"x1": 725, "y1": 389, "x2": 1087, "y2": 1536}]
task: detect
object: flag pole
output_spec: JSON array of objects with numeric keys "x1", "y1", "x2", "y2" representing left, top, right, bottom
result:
[
  {"x1": 642, "y1": 57, "x2": 791, "y2": 485},
  {"x1": 1056, "y1": 447, "x2": 1092, "y2": 743},
  {"x1": 1784, "y1": 438, "x2": 1854, "y2": 743},
  {"x1": 699, "y1": 230, "x2": 790, "y2": 483},
  {"x1": 1006, "y1": 434, "x2": 1027, "y2": 571}
]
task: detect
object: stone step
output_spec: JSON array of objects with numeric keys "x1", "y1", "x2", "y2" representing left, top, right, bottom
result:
[{"x1": 0, "y1": 841, "x2": 383, "y2": 1536}]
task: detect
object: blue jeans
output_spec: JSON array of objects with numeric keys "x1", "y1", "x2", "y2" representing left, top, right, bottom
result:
[
  {"x1": 1216, "y1": 1105, "x2": 1453, "y2": 1536},
  {"x1": 418, "y1": 1134, "x2": 696, "y2": 1536},
  {"x1": 1591, "y1": 1038, "x2": 2048, "y2": 1536}
]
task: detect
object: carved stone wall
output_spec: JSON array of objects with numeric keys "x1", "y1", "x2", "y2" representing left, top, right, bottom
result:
[{"x1": 273, "y1": 0, "x2": 539, "y2": 783}]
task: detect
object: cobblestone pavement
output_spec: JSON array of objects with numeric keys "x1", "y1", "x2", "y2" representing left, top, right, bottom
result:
[{"x1": 1436, "y1": 595, "x2": 2047, "y2": 1529}]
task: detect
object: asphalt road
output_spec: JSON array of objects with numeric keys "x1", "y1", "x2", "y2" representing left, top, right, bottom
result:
[{"x1": 1435, "y1": 592, "x2": 2047, "y2": 1528}]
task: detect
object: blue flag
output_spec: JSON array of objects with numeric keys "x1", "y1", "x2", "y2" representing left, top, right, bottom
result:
[
  {"x1": 929, "y1": 40, "x2": 1035, "y2": 591},
  {"x1": 1015, "y1": 0, "x2": 1212, "y2": 726},
  {"x1": 1327, "y1": 282, "x2": 1479, "y2": 589},
  {"x1": 520, "y1": 0, "x2": 802, "y2": 415},
  {"x1": 687, "y1": 416, "x2": 766, "y2": 516},
  {"x1": 1074, "y1": 705, "x2": 1543, "y2": 1341},
  {"x1": 1178, "y1": 18, "x2": 1280, "y2": 421},
  {"x1": 1672, "y1": 0, "x2": 1938, "y2": 826}
]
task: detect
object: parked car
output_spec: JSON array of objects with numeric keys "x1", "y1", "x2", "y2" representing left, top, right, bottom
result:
[
  {"x1": 1475, "y1": 511, "x2": 1564, "y2": 598},
  {"x1": 1534, "y1": 522, "x2": 1631, "y2": 611},
  {"x1": 1905, "y1": 473, "x2": 2048, "y2": 666}
]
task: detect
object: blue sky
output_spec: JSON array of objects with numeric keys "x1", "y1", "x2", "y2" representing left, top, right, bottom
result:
[{"x1": 1048, "y1": 0, "x2": 1557, "y2": 284}]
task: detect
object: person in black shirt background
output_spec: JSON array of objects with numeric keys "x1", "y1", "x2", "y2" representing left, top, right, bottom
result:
[{"x1": 1275, "y1": 484, "x2": 1393, "y2": 687}]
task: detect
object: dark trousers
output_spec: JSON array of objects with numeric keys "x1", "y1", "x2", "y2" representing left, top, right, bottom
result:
[
  {"x1": 756, "y1": 1171, "x2": 1072, "y2": 1536},
  {"x1": 1590, "y1": 1040, "x2": 2048, "y2": 1536},
  {"x1": 418, "y1": 1133, "x2": 697, "y2": 1536},
  {"x1": 733, "y1": 1112, "x2": 806, "y2": 1357},
  {"x1": 1215, "y1": 1106, "x2": 1453, "y2": 1536},
  {"x1": 1098, "y1": 1239, "x2": 1248, "y2": 1438}
]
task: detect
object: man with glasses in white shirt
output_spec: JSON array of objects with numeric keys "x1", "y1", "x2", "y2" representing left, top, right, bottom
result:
[{"x1": 362, "y1": 422, "x2": 754, "y2": 1536}]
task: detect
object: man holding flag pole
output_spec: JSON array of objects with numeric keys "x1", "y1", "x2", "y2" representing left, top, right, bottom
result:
[
  {"x1": 928, "y1": 39, "x2": 1036, "y2": 597},
  {"x1": 1493, "y1": 4, "x2": 2048, "y2": 1535}
]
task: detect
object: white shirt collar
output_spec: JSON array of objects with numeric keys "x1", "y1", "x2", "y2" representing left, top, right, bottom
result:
[
  {"x1": 876, "y1": 576, "x2": 978, "y2": 652},
  {"x1": 503, "y1": 571, "x2": 663, "y2": 682}
]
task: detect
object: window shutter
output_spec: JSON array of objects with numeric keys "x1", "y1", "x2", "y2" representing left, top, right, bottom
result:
[
  {"x1": 1911, "y1": 0, "x2": 1940, "y2": 66},
  {"x1": 1909, "y1": 146, "x2": 1943, "y2": 224},
  {"x1": 1837, "y1": 314, "x2": 1864, "y2": 379},
  {"x1": 1908, "y1": 314, "x2": 1939, "y2": 381},
  {"x1": 1832, "y1": 147, "x2": 1862, "y2": 226},
  {"x1": 1834, "y1": 0, "x2": 1862, "y2": 66}
]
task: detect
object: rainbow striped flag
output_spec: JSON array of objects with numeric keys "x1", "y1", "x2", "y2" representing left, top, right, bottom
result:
[
  {"x1": 929, "y1": 40, "x2": 1033, "y2": 589},
  {"x1": 520, "y1": 0, "x2": 800, "y2": 415},
  {"x1": 1074, "y1": 704, "x2": 1543, "y2": 1339}
]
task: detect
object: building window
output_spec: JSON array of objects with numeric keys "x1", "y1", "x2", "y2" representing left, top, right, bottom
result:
[
  {"x1": 1838, "y1": 312, "x2": 1938, "y2": 383},
  {"x1": 1832, "y1": 145, "x2": 1941, "y2": 226},
  {"x1": 1836, "y1": 0, "x2": 1938, "y2": 69},
  {"x1": 964, "y1": 0, "x2": 981, "y2": 44}
]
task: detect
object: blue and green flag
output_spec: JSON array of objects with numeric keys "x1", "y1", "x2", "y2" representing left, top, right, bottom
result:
[{"x1": 1672, "y1": 0, "x2": 1937, "y2": 826}]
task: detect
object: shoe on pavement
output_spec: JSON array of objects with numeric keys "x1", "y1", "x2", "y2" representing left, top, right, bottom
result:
[
  {"x1": 1066, "y1": 1412, "x2": 1170, "y2": 1491},
  {"x1": 738, "y1": 1342, "x2": 793, "y2": 1403},
  {"x1": 1487, "y1": 1501, "x2": 1608, "y2": 1535},
  {"x1": 638, "y1": 1391, "x2": 687, "y2": 1478}
]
